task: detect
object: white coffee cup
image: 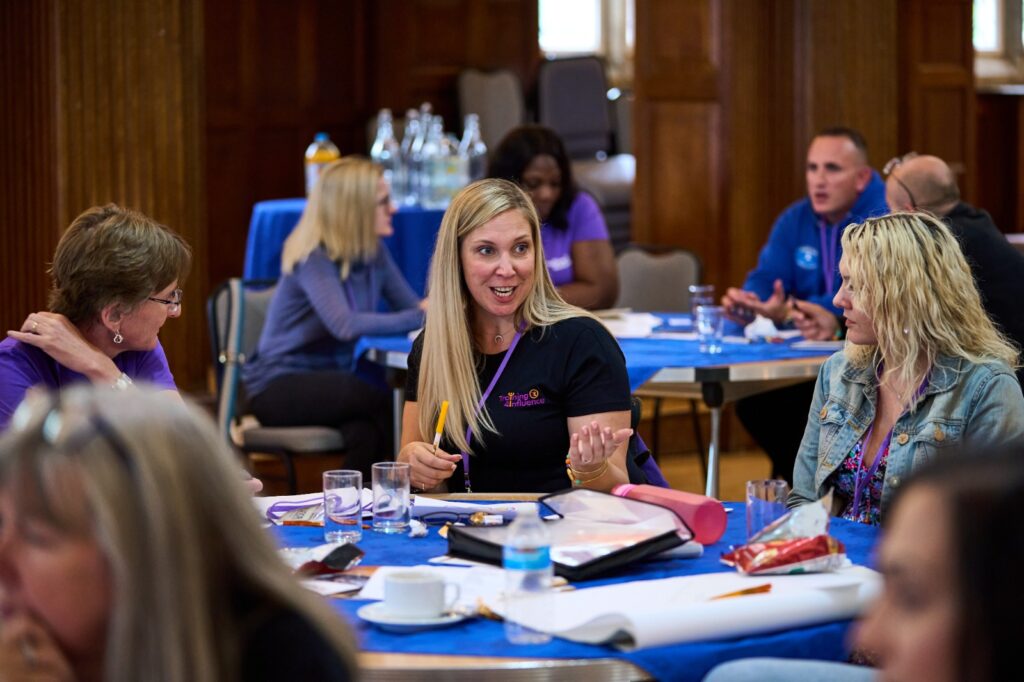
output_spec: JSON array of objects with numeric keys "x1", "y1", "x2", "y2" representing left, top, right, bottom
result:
[{"x1": 382, "y1": 570, "x2": 460, "y2": 620}]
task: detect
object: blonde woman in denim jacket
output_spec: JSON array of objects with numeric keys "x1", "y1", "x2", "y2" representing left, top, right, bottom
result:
[{"x1": 789, "y1": 212, "x2": 1024, "y2": 524}]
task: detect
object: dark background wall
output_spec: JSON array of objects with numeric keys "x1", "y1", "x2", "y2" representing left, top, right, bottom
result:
[{"x1": 0, "y1": 0, "x2": 1013, "y2": 394}]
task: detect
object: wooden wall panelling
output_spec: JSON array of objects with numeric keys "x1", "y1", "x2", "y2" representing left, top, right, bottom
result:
[
  {"x1": 898, "y1": 0, "x2": 975, "y2": 199},
  {"x1": 633, "y1": 0, "x2": 725, "y2": 288},
  {"x1": 0, "y1": 0, "x2": 207, "y2": 390},
  {"x1": 975, "y1": 93, "x2": 1022, "y2": 232},
  {"x1": 55, "y1": 0, "x2": 207, "y2": 391},
  {"x1": 0, "y1": 0, "x2": 61, "y2": 336}
]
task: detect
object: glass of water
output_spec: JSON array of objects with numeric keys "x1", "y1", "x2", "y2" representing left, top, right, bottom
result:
[
  {"x1": 688, "y1": 284, "x2": 715, "y2": 317},
  {"x1": 323, "y1": 469, "x2": 363, "y2": 544},
  {"x1": 372, "y1": 462, "x2": 411, "y2": 534},
  {"x1": 695, "y1": 304, "x2": 725, "y2": 353}
]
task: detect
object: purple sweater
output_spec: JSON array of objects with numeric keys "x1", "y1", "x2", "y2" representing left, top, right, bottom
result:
[
  {"x1": 243, "y1": 245, "x2": 423, "y2": 397},
  {"x1": 0, "y1": 337, "x2": 176, "y2": 431},
  {"x1": 542, "y1": 192, "x2": 610, "y2": 287}
]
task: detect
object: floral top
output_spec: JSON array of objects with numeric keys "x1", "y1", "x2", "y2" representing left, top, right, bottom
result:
[{"x1": 829, "y1": 435, "x2": 891, "y2": 526}]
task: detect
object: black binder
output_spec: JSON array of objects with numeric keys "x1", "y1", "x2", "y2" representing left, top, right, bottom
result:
[{"x1": 447, "y1": 488, "x2": 693, "y2": 581}]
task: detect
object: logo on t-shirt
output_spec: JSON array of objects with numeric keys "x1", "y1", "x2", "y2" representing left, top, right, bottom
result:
[
  {"x1": 795, "y1": 246, "x2": 819, "y2": 270},
  {"x1": 500, "y1": 388, "x2": 546, "y2": 408},
  {"x1": 546, "y1": 254, "x2": 572, "y2": 273}
]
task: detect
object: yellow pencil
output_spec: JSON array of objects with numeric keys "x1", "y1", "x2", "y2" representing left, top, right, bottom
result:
[
  {"x1": 709, "y1": 583, "x2": 772, "y2": 600},
  {"x1": 432, "y1": 400, "x2": 450, "y2": 452}
]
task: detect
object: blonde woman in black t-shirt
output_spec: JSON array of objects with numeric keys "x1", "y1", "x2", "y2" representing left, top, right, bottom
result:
[{"x1": 397, "y1": 179, "x2": 633, "y2": 493}]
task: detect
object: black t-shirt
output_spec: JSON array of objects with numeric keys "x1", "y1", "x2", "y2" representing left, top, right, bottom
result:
[
  {"x1": 239, "y1": 603, "x2": 353, "y2": 682},
  {"x1": 406, "y1": 316, "x2": 631, "y2": 492}
]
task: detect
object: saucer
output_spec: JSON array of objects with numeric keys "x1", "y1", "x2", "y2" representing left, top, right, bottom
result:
[{"x1": 356, "y1": 602, "x2": 468, "y2": 633}]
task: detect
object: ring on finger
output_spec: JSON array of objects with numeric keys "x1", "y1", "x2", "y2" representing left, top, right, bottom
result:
[{"x1": 31, "y1": 320, "x2": 38, "y2": 333}]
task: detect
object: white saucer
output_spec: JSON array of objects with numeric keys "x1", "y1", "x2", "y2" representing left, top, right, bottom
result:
[{"x1": 356, "y1": 602, "x2": 468, "y2": 632}]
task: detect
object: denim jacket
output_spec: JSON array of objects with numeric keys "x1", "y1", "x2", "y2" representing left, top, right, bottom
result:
[{"x1": 790, "y1": 351, "x2": 1024, "y2": 516}]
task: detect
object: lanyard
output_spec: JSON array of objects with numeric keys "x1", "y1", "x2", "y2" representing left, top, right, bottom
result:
[
  {"x1": 818, "y1": 219, "x2": 841, "y2": 296},
  {"x1": 851, "y1": 374, "x2": 930, "y2": 518},
  {"x1": 460, "y1": 331, "x2": 523, "y2": 492}
]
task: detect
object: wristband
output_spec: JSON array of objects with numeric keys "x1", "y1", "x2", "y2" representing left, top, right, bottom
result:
[{"x1": 112, "y1": 372, "x2": 134, "y2": 391}]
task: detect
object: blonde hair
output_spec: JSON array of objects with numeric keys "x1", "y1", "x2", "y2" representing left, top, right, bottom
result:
[
  {"x1": 282, "y1": 155, "x2": 381, "y2": 278},
  {"x1": 416, "y1": 179, "x2": 593, "y2": 453},
  {"x1": 841, "y1": 212, "x2": 1019, "y2": 405},
  {"x1": 0, "y1": 387, "x2": 357, "y2": 682}
]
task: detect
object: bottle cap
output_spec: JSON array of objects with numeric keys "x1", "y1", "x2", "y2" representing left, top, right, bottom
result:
[{"x1": 315, "y1": 132, "x2": 329, "y2": 142}]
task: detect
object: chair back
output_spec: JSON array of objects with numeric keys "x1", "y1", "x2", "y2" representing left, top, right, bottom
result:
[
  {"x1": 615, "y1": 247, "x2": 702, "y2": 312},
  {"x1": 207, "y1": 278, "x2": 276, "y2": 441},
  {"x1": 457, "y1": 68, "x2": 526, "y2": 151},
  {"x1": 538, "y1": 56, "x2": 614, "y2": 159}
]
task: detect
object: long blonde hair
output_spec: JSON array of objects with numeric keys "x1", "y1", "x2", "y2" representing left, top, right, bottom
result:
[
  {"x1": 0, "y1": 387, "x2": 357, "y2": 682},
  {"x1": 842, "y1": 211, "x2": 1019, "y2": 403},
  {"x1": 417, "y1": 178, "x2": 593, "y2": 453},
  {"x1": 282, "y1": 155, "x2": 381, "y2": 279}
]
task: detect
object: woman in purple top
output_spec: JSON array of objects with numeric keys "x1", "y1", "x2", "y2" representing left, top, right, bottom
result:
[
  {"x1": 243, "y1": 157, "x2": 425, "y2": 478},
  {"x1": 488, "y1": 125, "x2": 618, "y2": 310},
  {"x1": 0, "y1": 204, "x2": 189, "y2": 431}
]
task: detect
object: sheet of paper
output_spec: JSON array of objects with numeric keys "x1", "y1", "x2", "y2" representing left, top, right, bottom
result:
[
  {"x1": 484, "y1": 566, "x2": 881, "y2": 650},
  {"x1": 301, "y1": 578, "x2": 365, "y2": 596},
  {"x1": 600, "y1": 312, "x2": 663, "y2": 339},
  {"x1": 410, "y1": 498, "x2": 535, "y2": 520}
]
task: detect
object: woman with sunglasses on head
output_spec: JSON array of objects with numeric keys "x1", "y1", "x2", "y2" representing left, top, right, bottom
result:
[
  {"x1": 488, "y1": 125, "x2": 618, "y2": 310},
  {"x1": 0, "y1": 204, "x2": 190, "y2": 432},
  {"x1": 788, "y1": 212, "x2": 1024, "y2": 525},
  {"x1": 706, "y1": 447, "x2": 1024, "y2": 682},
  {"x1": 244, "y1": 156, "x2": 426, "y2": 479},
  {"x1": 0, "y1": 386, "x2": 357, "y2": 682}
]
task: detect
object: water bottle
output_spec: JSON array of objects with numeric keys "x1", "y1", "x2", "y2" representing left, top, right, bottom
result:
[
  {"x1": 304, "y1": 132, "x2": 340, "y2": 195},
  {"x1": 503, "y1": 504, "x2": 553, "y2": 645},
  {"x1": 399, "y1": 110, "x2": 421, "y2": 206},
  {"x1": 420, "y1": 116, "x2": 445, "y2": 208},
  {"x1": 369, "y1": 109, "x2": 401, "y2": 193},
  {"x1": 459, "y1": 113, "x2": 488, "y2": 182}
]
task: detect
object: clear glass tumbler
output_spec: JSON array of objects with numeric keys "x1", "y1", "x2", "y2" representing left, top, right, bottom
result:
[
  {"x1": 745, "y1": 479, "x2": 790, "y2": 540},
  {"x1": 372, "y1": 462, "x2": 411, "y2": 534},
  {"x1": 323, "y1": 469, "x2": 363, "y2": 544},
  {"x1": 695, "y1": 304, "x2": 725, "y2": 353}
]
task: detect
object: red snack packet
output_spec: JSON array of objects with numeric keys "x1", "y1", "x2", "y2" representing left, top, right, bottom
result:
[{"x1": 721, "y1": 534, "x2": 846, "y2": 575}]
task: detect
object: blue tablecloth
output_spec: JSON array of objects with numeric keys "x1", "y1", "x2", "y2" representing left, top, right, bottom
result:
[
  {"x1": 356, "y1": 317, "x2": 835, "y2": 392},
  {"x1": 275, "y1": 508, "x2": 878, "y2": 682},
  {"x1": 243, "y1": 198, "x2": 444, "y2": 296}
]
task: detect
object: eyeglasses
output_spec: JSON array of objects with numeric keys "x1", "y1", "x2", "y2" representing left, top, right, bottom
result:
[
  {"x1": 883, "y1": 152, "x2": 919, "y2": 210},
  {"x1": 148, "y1": 288, "x2": 183, "y2": 314}
]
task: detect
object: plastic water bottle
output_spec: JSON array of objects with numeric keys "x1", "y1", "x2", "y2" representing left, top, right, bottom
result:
[
  {"x1": 304, "y1": 132, "x2": 340, "y2": 195},
  {"x1": 503, "y1": 504, "x2": 553, "y2": 644},
  {"x1": 459, "y1": 113, "x2": 488, "y2": 182},
  {"x1": 369, "y1": 109, "x2": 401, "y2": 193},
  {"x1": 399, "y1": 110, "x2": 421, "y2": 206}
]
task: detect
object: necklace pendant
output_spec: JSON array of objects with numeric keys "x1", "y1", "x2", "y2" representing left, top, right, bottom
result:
[{"x1": 494, "y1": 334, "x2": 503, "y2": 345}]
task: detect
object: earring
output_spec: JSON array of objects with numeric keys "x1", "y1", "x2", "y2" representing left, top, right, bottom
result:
[
  {"x1": 113, "y1": 329, "x2": 123, "y2": 344},
  {"x1": 903, "y1": 327, "x2": 910, "y2": 335}
]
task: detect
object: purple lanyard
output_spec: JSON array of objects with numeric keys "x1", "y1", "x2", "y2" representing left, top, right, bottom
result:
[
  {"x1": 851, "y1": 375, "x2": 930, "y2": 517},
  {"x1": 460, "y1": 331, "x2": 522, "y2": 492},
  {"x1": 818, "y1": 219, "x2": 841, "y2": 295}
]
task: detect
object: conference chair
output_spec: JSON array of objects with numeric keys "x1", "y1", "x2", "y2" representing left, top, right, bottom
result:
[
  {"x1": 538, "y1": 56, "x2": 635, "y2": 251},
  {"x1": 615, "y1": 246, "x2": 706, "y2": 477},
  {"x1": 208, "y1": 278, "x2": 346, "y2": 493},
  {"x1": 457, "y1": 68, "x2": 527, "y2": 151}
]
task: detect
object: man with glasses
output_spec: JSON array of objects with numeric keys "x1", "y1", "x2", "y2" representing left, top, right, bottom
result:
[
  {"x1": 722, "y1": 127, "x2": 888, "y2": 482},
  {"x1": 885, "y1": 153, "x2": 1024, "y2": 386}
]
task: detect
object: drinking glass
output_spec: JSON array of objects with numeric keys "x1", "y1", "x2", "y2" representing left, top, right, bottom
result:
[
  {"x1": 372, "y1": 462, "x2": 411, "y2": 534},
  {"x1": 695, "y1": 305, "x2": 725, "y2": 354},
  {"x1": 688, "y1": 284, "x2": 715, "y2": 317},
  {"x1": 323, "y1": 469, "x2": 363, "y2": 544},
  {"x1": 745, "y1": 479, "x2": 790, "y2": 540}
]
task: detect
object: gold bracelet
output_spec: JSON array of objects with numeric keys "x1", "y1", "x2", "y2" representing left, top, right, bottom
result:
[{"x1": 565, "y1": 456, "x2": 609, "y2": 486}]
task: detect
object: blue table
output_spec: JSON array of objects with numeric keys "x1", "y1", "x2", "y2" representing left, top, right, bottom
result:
[
  {"x1": 356, "y1": 318, "x2": 836, "y2": 494},
  {"x1": 276, "y1": 502, "x2": 878, "y2": 681},
  {"x1": 243, "y1": 198, "x2": 444, "y2": 296}
]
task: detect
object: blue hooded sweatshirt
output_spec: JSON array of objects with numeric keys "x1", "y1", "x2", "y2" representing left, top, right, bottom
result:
[{"x1": 742, "y1": 171, "x2": 888, "y2": 314}]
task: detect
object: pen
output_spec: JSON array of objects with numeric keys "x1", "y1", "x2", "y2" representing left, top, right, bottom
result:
[
  {"x1": 709, "y1": 583, "x2": 772, "y2": 600},
  {"x1": 432, "y1": 400, "x2": 449, "y2": 452}
]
